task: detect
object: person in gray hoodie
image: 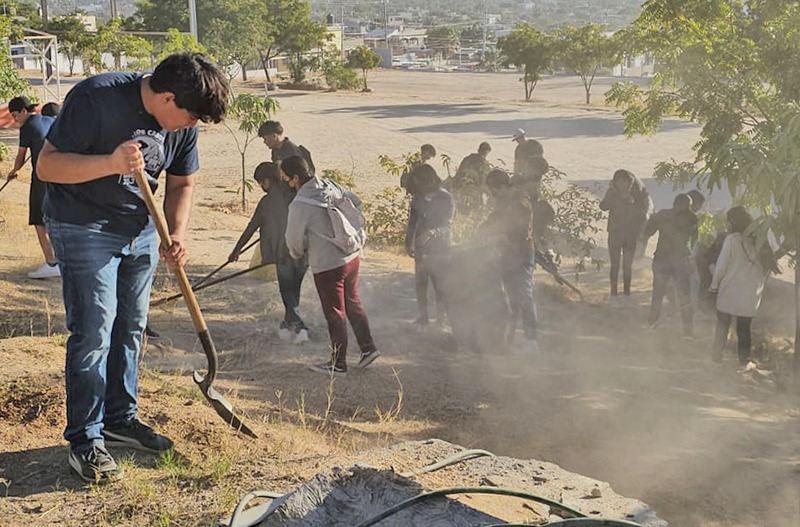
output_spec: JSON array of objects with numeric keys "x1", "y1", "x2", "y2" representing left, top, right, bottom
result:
[{"x1": 282, "y1": 156, "x2": 380, "y2": 377}]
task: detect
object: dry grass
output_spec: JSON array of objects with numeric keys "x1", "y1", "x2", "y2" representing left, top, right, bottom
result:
[{"x1": 0, "y1": 334, "x2": 414, "y2": 526}]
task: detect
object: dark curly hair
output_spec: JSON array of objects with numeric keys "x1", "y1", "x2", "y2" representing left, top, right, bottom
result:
[{"x1": 150, "y1": 52, "x2": 230, "y2": 124}]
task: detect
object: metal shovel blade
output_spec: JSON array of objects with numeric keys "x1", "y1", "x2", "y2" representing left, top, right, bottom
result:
[{"x1": 194, "y1": 371, "x2": 258, "y2": 439}]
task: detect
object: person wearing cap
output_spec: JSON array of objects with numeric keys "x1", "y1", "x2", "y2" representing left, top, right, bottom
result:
[
  {"x1": 6, "y1": 95, "x2": 59, "y2": 279},
  {"x1": 512, "y1": 129, "x2": 544, "y2": 179},
  {"x1": 228, "y1": 162, "x2": 309, "y2": 344},
  {"x1": 36, "y1": 53, "x2": 230, "y2": 484}
]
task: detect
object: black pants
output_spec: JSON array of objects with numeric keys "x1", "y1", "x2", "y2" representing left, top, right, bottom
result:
[
  {"x1": 415, "y1": 255, "x2": 444, "y2": 323},
  {"x1": 608, "y1": 234, "x2": 637, "y2": 296},
  {"x1": 649, "y1": 258, "x2": 693, "y2": 335},
  {"x1": 714, "y1": 311, "x2": 753, "y2": 365}
]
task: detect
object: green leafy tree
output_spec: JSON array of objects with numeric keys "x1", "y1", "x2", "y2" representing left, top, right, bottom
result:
[
  {"x1": 605, "y1": 0, "x2": 800, "y2": 376},
  {"x1": 255, "y1": 0, "x2": 326, "y2": 84},
  {"x1": 83, "y1": 18, "x2": 152, "y2": 72},
  {"x1": 9, "y1": 1, "x2": 42, "y2": 31},
  {"x1": 554, "y1": 23, "x2": 617, "y2": 104},
  {"x1": 348, "y1": 45, "x2": 381, "y2": 91},
  {"x1": 320, "y1": 46, "x2": 359, "y2": 91},
  {"x1": 205, "y1": 0, "x2": 263, "y2": 81},
  {"x1": 427, "y1": 25, "x2": 462, "y2": 59},
  {"x1": 224, "y1": 94, "x2": 280, "y2": 212},
  {"x1": 130, "y1": 0, "x2": 215, "y2": 37},
  {"x1": 497, "y1": 23, "x2": 554, "y2": 101},
  {"x1": 156, "y1": 28, "x2": 206, "y2": 62},
  {"x1": 0, "y1": 15, "x2": 29, "y2": 102},
  {"x1": 49, "y1": 15, "x2": 89, "y2": 76}
]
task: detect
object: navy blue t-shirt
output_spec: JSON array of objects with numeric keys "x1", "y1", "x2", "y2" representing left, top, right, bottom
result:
[
  {"x1": 44, "y1": 72, "x2": 199, "y2": 237},
  {"x1": 19, "y1": 113, "x2": 55, "y2": 179}
]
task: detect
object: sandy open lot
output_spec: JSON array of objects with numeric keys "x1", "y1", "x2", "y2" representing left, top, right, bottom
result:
[{"x1": 0, "y1": 70, "x2": 797, "y2": 527}]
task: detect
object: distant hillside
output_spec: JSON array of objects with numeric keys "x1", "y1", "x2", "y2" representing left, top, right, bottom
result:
[
  {"x1": 312, "y1": 0, "x2": 646, "y2": 31},
  {"x1": 44, "y1": 0, "x2": 644, "y2": 30}
]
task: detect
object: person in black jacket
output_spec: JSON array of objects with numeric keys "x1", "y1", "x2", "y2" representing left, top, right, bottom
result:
[
  {"x1": 644, "y1": 193, "x2": 698, "y2": 335},
  {"x1": 599, "y1": 169, "x2": 650, "y2": 298},
  {"x1": 229, "y1": 162, "x2": 309, "y2": 343},
  {"x1": 405, "y1": 163, "x2": 454, "y2": 327}
]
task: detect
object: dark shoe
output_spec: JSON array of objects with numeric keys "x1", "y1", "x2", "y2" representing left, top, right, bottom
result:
[
  {"x1": 144, "y1": 325, "x2": 160, "y2": 338},
  {"x1": 69, "y1": 444, "x2": 123, "y2": 483},
  {"x1": 357, "y1": 349, "x2": 380, "y2": 369},
  {"x1": 103, "y1": 419, "x2": 174, "y2": 454},
  {"x1": 308, "y1": 362, "x2": 347, "y2": 377}
]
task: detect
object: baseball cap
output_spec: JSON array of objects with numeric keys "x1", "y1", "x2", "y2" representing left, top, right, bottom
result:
[
  {"x1": 8, "y1": 96, "x2": 36, "y2": 113},
  {"x1": 512, "y1": 128, "x2": 526, "y2": 141}
]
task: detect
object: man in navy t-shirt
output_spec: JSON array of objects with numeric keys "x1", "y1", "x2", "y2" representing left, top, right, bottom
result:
[
  {"x1": 37, "y1": 53, "x2": 230, "y2": 483},
  {"x1": 6, "y1": 96, "x2": 58, "y2": 279}
]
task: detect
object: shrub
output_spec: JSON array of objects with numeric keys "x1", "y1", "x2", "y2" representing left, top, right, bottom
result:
[
  {"x1": 362, "y1": 186, "x2": 410, "y2": 247},
  {"x1": 539, "y1": 166, "x2": 606, "y2": 271}
]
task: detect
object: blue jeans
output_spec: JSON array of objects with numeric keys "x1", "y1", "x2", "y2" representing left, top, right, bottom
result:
[
  {"x1": 47, "y1": 220, "x2": 158, "y2": 450},
  {"x1": 276, "y1": 257, "x2": 308, "y2": 331},
  {"x1": 502, "y1": 248, "x2": 538, "y2": 340}
]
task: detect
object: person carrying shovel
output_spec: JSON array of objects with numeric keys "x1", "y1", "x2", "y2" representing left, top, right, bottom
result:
[
  {"x1": 228, "y1": 162, "x2": 309, "y2": 344},
  {"x1": 36, "y1": 52, "x2": 230, "y2": 483}
]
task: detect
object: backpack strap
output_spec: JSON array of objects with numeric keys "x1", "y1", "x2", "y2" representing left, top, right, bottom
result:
[{"x1": 293, "y1": 195, "x2": 328, "y2": 208}]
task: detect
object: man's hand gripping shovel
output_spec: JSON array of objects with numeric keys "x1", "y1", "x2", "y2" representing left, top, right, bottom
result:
[{"x1": 133, "y1": 168, "x2": 257, "y2": 439}]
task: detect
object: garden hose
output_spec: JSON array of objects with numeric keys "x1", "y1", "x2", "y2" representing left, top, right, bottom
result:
[
  {"x1": 483, "y1": 520, "x2": 644, "y2": 527},
  {"x1": 399, "y1": 448, "x2": 496, "y2": 478},
  {"x1": 227, "y1": 490, "x2": 285, "y2": 527},
  {"x1": 353, "y1": 486, "x2": 588, "y2": 527}
]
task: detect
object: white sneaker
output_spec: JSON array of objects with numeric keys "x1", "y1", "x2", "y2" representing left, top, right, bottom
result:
[
  {"x1": 294, "y1": 329, "x2": 309, "y2": 345},
  {"x1": 28, "y1": 263, "x2": 60, "y2": 279},
  {"x1": 277, "y1": 327, "x2": 293, "y2": 341},
  {"x1": 737, "y1": 361, "x2": 757, "y2": 373}
]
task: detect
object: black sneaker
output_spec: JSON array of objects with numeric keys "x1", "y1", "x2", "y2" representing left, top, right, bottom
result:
[
  {"x1": 357, "y1": 350, "x2": 380, "y2": 369},
  {"x1": 68, "y1": 444, "x2": 123, "y2": 483},
  {"x1": 103, "y1": 419, "x2": 174, "y2": 454},
  {"x1": 308, "y1": 362, "x2": 347, "y2": 377}
]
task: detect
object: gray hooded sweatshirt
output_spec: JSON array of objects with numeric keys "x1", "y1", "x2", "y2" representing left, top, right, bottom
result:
[{"x1": 286, "y1": 176, "x2": 362, "y2": 273}]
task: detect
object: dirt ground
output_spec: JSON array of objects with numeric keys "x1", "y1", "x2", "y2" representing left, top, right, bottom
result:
[{"x1": 0, "y1": 70, "x2": 799, "y2": 527}]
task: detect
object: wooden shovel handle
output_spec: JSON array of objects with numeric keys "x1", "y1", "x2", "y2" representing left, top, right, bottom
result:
[{"x1": 132, "y1": 168, "x2": 218, "y2": 383}]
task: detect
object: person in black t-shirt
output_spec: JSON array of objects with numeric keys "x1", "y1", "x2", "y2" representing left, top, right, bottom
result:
[
  {"x1": 257, "y1": 120, "x2": 315, "y2": 174},
  {"x1": 37, "y1": 53, "x2": 230, "y2": 484},
  {"x1": 6, "y1": 96, "x2": 58, "y2": 279}
]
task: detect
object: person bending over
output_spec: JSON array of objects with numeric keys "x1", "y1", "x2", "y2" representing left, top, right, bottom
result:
[
  {"x1": 229, "y1": 162, "x2": 309, "y2": 344},
  {"x1": 37, "y1": 52, "x2": 230, "y2": 483},
  {"x1": 283, "y1": 156, "x2": 380, "y2": 377}
]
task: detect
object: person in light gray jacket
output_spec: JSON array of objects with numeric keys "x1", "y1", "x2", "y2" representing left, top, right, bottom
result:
[
  {"x1": 710, "y1": 206, "x2": 779, "y2": 368},
  {"x1": 282, "y1": 156, "x2": 380, "y2": 377}
]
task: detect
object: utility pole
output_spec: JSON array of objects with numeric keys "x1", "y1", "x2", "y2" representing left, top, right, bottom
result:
[
  {"x1": 109, "y1": 0, "x2": 117, "y2": 19},
  {"x1": 40, "y1": 0, "x2": 49, "y2": 28},
  {"x1": 188, "y1": 0, "x2": 198, "y2": 39},
  {"x1": 340, "y1": 5, "x2": 345, "y2": 59},
  {"x1": 482, "y1": 0, "x2": 487, "y2": 60},
  {"x1": 383, "y1": 0, "x2": 391, "y2": 60}
]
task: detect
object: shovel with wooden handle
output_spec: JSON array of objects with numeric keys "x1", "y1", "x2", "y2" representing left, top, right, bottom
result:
[
  {"x1": 192, "y1": 236, "x2": 260, "y2": 289},
  {"x1": 133, "y1": 168, "x2": 257, "y2": 439}
]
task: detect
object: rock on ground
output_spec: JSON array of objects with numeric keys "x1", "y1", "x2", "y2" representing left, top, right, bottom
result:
[{"x1": 218, "y1": 439, "x2": 668, "y2": 527}]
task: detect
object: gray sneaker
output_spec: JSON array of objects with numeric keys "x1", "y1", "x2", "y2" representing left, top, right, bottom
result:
[
  {"x1": 103, "y1": 419, "x2": 174, "y2": 454},
  {"x1": 69, "y1": 444, "x2": 123, "y2": 483},
  {"x1": 357, "y1": 350, "x2": 380, "y2": 369}
]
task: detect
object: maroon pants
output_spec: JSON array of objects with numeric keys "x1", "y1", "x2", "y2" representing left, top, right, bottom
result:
[{"x1": 313, "y1": 257, "x2": 376, "y2": 366}]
